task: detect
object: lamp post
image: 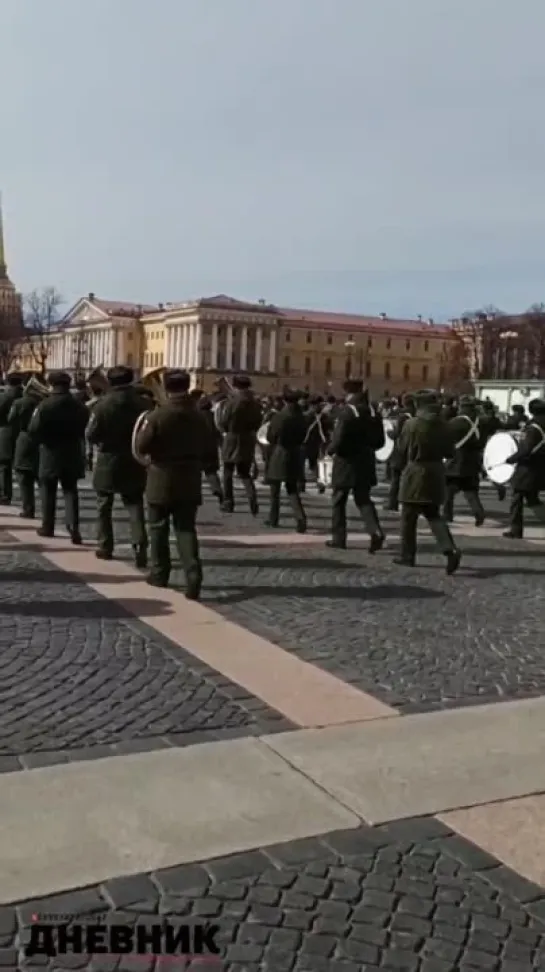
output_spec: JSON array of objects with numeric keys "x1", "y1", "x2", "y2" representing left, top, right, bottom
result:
[{"x1": 71, "y1": 331, "x2": 89, "y2": 376}]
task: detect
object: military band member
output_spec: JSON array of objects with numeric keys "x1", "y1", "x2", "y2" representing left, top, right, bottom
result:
[
  {"x1": 384, "y1": 394, "x2": 416, "y2": 511},
  {"x1": 479, "y1": 400, "x2": 506, "y2": 501},
  {"x1": 0, "y1": 372, "x2": 23, "y2": 504},
  {"x1": 326, "y1": 379, "x2": 385, "y2": 552},
  {"x1": 503, "y1": 397, "x2": 545, "y2": 539},
  {"x1": 302, "y1": 395, "x2": 328, "y2": 494},
  {"x1": 219, "y1": 375, "x2": 262, "y2": 515},
  {"x1": 190, "y1": 389, "x2": 224, "y2": 506},
  {"x1": 394, "y1": 390, "x2": 461, "y2": 574},
  {"x1": 7, "y1": 380, "x2": 43, "y2": 518},
  {"x1": 85, "y1": 365, "x2": 148, "y2": 566},
  {"x1": 135, "y1": 369, "x2": 216, "y2": 598},
  {"x1": 264, "y1": 389, "x2": 307, "y2": 531},
  {"x1": 443, "y1": 396, "x2": 486, "y2": 526},
  {"x1": 28, "y1": 371, "x2": 89, "y2": 542}
]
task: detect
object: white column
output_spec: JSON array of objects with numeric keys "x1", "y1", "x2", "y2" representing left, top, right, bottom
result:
[
  {"x1": 175, "y1": 325, "x2": 182, "y2": 366},
  {"x1": 268, "y1": 327, "x2": 277, "y2": 372},
  {"x1": 255, "y1": 326, "x2": 263, "y2": 371},
  {"x1": 195, "y1": 322, "x2": 202, "y2": 370},
  {"x1": 226, "y1": 324, "x2": 233, "y2": 370},
  {"x1": 240, "y1": 326, "x2": 248, "y2": 371},
  {"x1": 180, "y1": 324, "x2": 187, "y2": 368},
  {"x1": 211, "y1": 323, "x2": 218, "y2": 369},
  {"x1": 187, "y1": 324, "x2": 194, "y2": 369},
  {"x1": 164, "y1": 325, "x2": 172, "y2": 366}
]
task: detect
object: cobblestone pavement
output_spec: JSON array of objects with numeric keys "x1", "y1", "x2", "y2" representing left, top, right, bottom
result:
[
  {"x1": 0, "y1": 547, "x2": 292, "y2": 772},
  {"x1": 197, "y1": 537, "x2": 545, "y2": 714},
  {"x1": 4, "y1": 819, "x2": 545, "y2": 971}
]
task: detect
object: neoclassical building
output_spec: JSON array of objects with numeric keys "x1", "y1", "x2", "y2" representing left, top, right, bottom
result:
[
  {"x1": 0, "y1": 198, "x2": 23, "y2": 343},
  {"x1": 15, "y1": 291, "x2": 466, "y2": 395}
]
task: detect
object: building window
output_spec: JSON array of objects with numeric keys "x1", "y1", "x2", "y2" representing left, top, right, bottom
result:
[
  {"x1": 284, "y1": 355, "x2": 290, "y2": 374},
  {"x1": 367, "y1": 337, "x2": 372, "y2": 348},
  {"x1": 422, "y1": 364, "x2": 428, "y2": 381},
  {"x1": 386, "y1": 338, "x2": 391, "y2": 350},
  {"x1": 366, "y1": 360, "x2": 371, "y2": 377},
  {"x1": 424, "y1": 340, "x2": 429, "y2": 352},
  {"x1": 327, "y1": 334, "x2": 333, "y2": 345},
  {"x1": 325, "y1": 357, "x2": 332, "y2": 376},
  {"x1": 384, "y1": 362, "x2": 390, "y2": 379},
  {"x1": 403, "y1": 363, "x2": 410, "y2": 380},
  {"x1": 285, "y1": 331, "x2": 291, "y2": 342},
  {"x1": 304, "y1": 356, "x2": 311, "y2": 374},
  {"x1": 306, "y1": 331, "x2": 312, "y2": 344},
  {"x1": 405, "y1": 339, "x2": 411, "y2": 350}
]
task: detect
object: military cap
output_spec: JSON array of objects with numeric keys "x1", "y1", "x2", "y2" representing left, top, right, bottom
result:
[
  {"x1": 529, "y1": 398, "x2": 545, "y2": 415},
  {"x1": 283, "y1": 388, "x2": 299, "y2": 404},
  {"x1": 47, "y1": 370, "x2": 71, "y2": 388},
  {"x1": 5, "y1": 372, "x2": 22, "y2": 387},
  {"x1": 107, "y1": 365, "x2": 134, "y2": 387},
  {"x1": 415, "y1": 390, "x2": 438, "y2": 407},
  {"x1": 233, "y1": 375, "x2": 251, "y2": 390},
  {"x1": 343, "y1": 379, "x2": 364, "y2": 394},
  {"x1": 163, "y1": 369, "x2": 190, "y2": 393}
]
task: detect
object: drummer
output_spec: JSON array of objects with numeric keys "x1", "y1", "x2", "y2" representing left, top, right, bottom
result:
[
  {"x1": 384, "y1": 394, "x2": 416, "y2": 511},
  {"x1": 443, "y1": 396, "x2": 486, "y2": 526},
  {"x1": 264, "y1": 389, "x2": 307, "y2": 532},
  {"x1": 479, "y1": 400, "x2": 507, "y2": 501},
  {"x1": 503, "y1": 398, "x2": 545, "y2": 539}
]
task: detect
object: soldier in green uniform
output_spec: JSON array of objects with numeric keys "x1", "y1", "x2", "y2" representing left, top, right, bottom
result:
[
  {"x1": 384, "y1": 394, "x2": 416, "y2": 511},
  {"x1": 394, "y1": 390, "x2": 461, "y2": 574},
  {"x1": 28, "y1": 370, "x2": 89, "y2": 542},
  {"x1": 219, "y1": 375, "x2": 262, "y2": 515},
  {"x1": 443, "y1": 396, "x2": 486, "y2": 526},
  {"x1": 7, "y1": 380, "x2": 43, "y2": 518},
  {"x1": 135, "y1": 369, "x2": 216, "y2": 598},
  {"x1": 264, "y1": 388, "x2": 307, "y2": 531},
  {"x1": 0, "y1": 372, "x2": 23, "y2": 504},
  {"x1": 85, "y1": 365, "x2": 148, "y2": 566},
  {"x1": 326, "y1": 379, "x2": 385, "y2": 552},
  {"x1": 503, "y1": 398, "x2": 545, "y2": 538}
]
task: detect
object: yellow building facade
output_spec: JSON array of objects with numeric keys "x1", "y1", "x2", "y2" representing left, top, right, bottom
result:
[{"x1": 12, "y1": 292, "x2": 465, "y2": 395}]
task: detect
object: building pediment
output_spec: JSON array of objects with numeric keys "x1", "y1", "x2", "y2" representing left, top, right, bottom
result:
[{"x1": 60, "y1": 297, "x2": 111, "y2": 329}]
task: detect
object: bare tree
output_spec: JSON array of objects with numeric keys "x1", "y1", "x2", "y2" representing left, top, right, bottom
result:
[
  {"x1": 0, "y1": 338, "x2": 18, "y2": 377},
  {"x1": 23, "y1": 286, "x2": 63, "y2": 375},
  {"x1": 520, "y1": 305, "x2": 545, "y2": 378}
]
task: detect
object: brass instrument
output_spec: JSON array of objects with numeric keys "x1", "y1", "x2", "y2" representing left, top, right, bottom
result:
[
  {"x1": 24, "y1": 373, "x2": 50, "y2": 399},
  {"x1": 131, "y1": 366, "x2": 168, "y2": 466}
]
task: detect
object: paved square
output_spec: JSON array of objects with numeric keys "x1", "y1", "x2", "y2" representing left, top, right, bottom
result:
[
  {"x1": 0, "y1": 547, "x2": 292, "y2": 771},
  {"x1": 4, "y1": 820, "x2": 545, "y2": 971}
]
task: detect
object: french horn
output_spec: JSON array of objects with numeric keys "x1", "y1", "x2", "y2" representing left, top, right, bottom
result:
[{"x1": 131, "y1": 366, "x2": 168, "y2": 466}]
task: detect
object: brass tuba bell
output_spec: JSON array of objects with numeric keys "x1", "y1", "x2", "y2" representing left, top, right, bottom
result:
[
  {"x1": 131, "y1": 366, "x2": 168, "y2": 466},
  {"x1": 24, "y1": 372, "x2": 50, "y2": 399}
]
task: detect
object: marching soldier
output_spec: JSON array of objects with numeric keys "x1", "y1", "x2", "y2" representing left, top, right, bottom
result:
[
  {"x1": 443, "y1": 396, "x2": 486, "y2": 526},
  {"x1": 326, "y1": 379, "x2": 385, "y2": 552},
  {"x1": 85, "y1": 372, "x2": 107, "y2": 472},
  {"x1": 190, "y1": 389, "x2": 224, "y2": 506},
  {"x1": 479, "y1": 400, "x2": 506, "y2": 501},
  {"x1": 85, "y1": 365, "x2": 148, "y2": 566},
  {"x1": 0, "y1": 372, "x2": 23, "y2": 504},
  {"x1": 135, "y1": 369, "x2": 216, "y2": 598},
  {"x1": 394, "y1": 390, "x2": 461, "y2": 574},
  {"x1": 384, "y1": 394, "x2": 416, "y2": 511},
  {"x1": 7, "y1": 380, "x2": 43, "y2": 518},
  {"x1": 503, "y1": 397, "x2": 545, "y2": 539},
  {"x1": 504, "y1": 403, "x2": 527, "y2": 431},
  {"x1": 28, "y1": 371, "x2": 89, "y2": 542},
  {"x1": 302, "y1": 395, "x2": 328, "y2": 494},
  {"x1": 264, "y1": 389, "x2": 307, "y2": 531},
  {"x1": 219, "y1": 375, "x2": 262, "y2": 515}
]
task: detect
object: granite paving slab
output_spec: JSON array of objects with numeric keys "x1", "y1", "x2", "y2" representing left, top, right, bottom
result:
[
  {"x1": 0, "y1": 548, "x2": 293, "y2": 771},
  {"x1": 4, "y1": 818, "x2": 545, "y2": 970}
]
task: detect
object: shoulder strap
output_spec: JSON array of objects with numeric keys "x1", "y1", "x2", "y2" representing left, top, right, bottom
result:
[
  {"x1": 454, "y1": 414, "x2": 480, "y2": 450},
  {"x1": 304, "y1": 414, "x2": 326, "y2": 444},
  {"x1": 527, "y1": 422, "x2": 545, "y2": 455},
  {"x1": 347, "y1": 403, "x2": 359, "y2": 418}
]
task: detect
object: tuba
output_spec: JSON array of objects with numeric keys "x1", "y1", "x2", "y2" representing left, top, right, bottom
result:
[
  {"x1": 24, "y1": 372, "x2": 50, "y2": 399},
  {"x1": 131, "y1": 366, "x2": 168, "y2": 466}
]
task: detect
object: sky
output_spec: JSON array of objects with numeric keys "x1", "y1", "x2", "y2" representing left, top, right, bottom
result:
[{"x1": 2, "y1": 0, "x2": 545, "y2": 320}]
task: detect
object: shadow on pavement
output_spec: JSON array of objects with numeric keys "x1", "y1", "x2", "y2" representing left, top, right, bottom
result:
[
  {"x1": 0, "y1": 597, "x2": 173, "y2": 619},
  {"x1": 204, "y1": 556, "x2": 372, "y2": 569},
  {"x1": 205, "y1": 583, "x2": 444, "y2": 605},
  {"x1": 0, "y1": 568, "x2": 143, "y2": 585}
]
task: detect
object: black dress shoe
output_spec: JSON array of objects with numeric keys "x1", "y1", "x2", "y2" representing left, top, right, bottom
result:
[
  {"x1": 69, "y1": 530, "x2": 83, "y2": 546},
  {"x1": 326, "y1": 539, "x2": 346, "y2": 550},
  {"x1": 95, "y1": 549, "x2": 113, "y2": 561},
  {"x1": 296, "y1": 521, "x2": 307, "y2": 534},
  {"x1": 446, "y1": 549, "x2": 461, "y2": 575},
  {"x1": 146, "y1": 576, "x2": 169, "y2": 588},
  {"x1": 36, "y1": 527, "x2": 54, "y2": 538},
  {"x1": 474, "y1": 514, "x2": 485, "y2": 527},
  {"x1": 369, "y1": 533, "x2": 385, "y2": 554},
  {"x1": 133, "y1": 546, "x2": 148, "y2": 569},
  {"x1": 503, "y1": 530, "x2": 522, "y2": 539},
  {"x1": 392, "y1": 557, "x2": 415, "y2": 567}
]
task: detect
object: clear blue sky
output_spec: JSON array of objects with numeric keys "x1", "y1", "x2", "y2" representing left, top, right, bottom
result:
[{"x1": 3, "y1": 0, "x2": 544, "y2": 320}]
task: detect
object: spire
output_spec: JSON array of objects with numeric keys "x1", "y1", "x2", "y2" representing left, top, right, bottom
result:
[{"x1": 0, "y1": 193, "x2": 6, "y2": 278}]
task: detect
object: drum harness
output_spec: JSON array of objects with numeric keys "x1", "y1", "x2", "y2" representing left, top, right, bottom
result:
[
  {"x1": 454, "y1": 415, "x2": 481, "y2": 450},
  {"x1": 303, "y1": 413, "x2": 327, "y2": 445},
  {"x1": 526, "y1": 422, "x2": 545, "y2": 456}
]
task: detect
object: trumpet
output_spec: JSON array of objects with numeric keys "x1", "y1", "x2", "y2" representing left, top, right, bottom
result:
[
  {"x1": 24, "y1": 373, "x2": 50, "y2": 399},
  {"x1": 131, "y1": 366, "x2": 168, "y2": 466}
]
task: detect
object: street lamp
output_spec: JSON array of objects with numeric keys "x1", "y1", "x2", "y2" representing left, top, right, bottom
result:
[
  {"x1": 498, "y1": 330, "x2": 518, "y2": 380},
  {"x1": 71, "y1": 331, "x2": 89, "y2": 375}
]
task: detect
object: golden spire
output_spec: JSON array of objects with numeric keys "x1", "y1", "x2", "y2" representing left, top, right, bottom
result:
[{"x1": 0, "y1": 192, "x2": 6, "y2": 278}]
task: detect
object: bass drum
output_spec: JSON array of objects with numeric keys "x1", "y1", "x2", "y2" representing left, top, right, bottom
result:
[
  {"x1": 257, "y1": 422, "x2": 270, "y2": 447},
  {"x1": 375, "y1": 419, "x2": 395, "y2": 463},
  {"x1": 483, "y1": 431, "x2": 519, "y2": 485}
]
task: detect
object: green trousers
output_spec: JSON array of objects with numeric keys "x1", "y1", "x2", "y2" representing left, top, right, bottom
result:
[{"x1": 147, "y1": 502, "x2": 202, "y2": 587}]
